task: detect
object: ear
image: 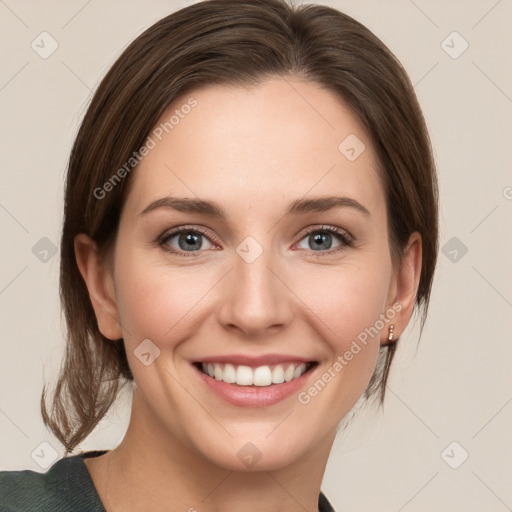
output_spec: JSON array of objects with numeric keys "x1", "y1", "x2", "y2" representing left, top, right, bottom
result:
[
  {"x1": 381, "y1": 231, "x2": 422, "y2": 345},
  {"x1": 74, "y1": 233, "x2": 123, "y2": 340}
]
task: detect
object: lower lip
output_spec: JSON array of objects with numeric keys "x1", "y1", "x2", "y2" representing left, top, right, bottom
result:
[{"x1": 193, "y1": 364, "x2": 317, "y2": 407}]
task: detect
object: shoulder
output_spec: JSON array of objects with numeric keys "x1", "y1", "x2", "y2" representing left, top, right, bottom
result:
[
  {"x1": 0, "y1": 465, "x2": 47, "y2": 512},
  {"x1": 0, "y1": 451, "x2": 106, "y2": 512}
]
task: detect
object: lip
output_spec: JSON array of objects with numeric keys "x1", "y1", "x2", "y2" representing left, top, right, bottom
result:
[
  {"x1": 193, "y1": 353, "x2": 316, "y2": 368},
  {"x1": 192, "y1": 361, "x2": 318, "y2": 407}
]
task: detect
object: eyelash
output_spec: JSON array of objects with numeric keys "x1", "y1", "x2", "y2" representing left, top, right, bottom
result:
[{"x1": 157, "y1": 224, "x2": 354, "y2": 258}]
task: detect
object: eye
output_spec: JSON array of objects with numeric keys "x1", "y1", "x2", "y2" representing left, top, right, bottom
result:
[
  {"x1": 296, "y1": 225, "x2": 353, "y2": 255},
  {"x1": 157, "y1": 224, "x2": 354, "y2": 258},
  {"x1": 159, "y1": 226, "x2": 215, "y2": 257}
]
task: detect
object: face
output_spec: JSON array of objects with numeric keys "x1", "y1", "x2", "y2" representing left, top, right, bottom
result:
[{"x1": 79, "y1": 76, "x2": 419, "y2": 471}]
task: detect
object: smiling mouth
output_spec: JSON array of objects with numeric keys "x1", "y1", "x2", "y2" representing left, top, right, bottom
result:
[{"x1": 193, "y1": 361, "x2": 318, "y2": 387}]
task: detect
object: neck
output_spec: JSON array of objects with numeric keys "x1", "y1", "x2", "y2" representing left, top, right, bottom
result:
[{"x1": 97, "y1": 387, "x2": 335, "y2": 512}]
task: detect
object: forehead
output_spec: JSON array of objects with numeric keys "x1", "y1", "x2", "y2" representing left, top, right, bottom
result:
[{"x1": 126, "y1": 77, "x2": 384, "y2": 217}]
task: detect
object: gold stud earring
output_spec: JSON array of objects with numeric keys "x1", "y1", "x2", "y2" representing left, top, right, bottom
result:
[{"x1": 388, "y1": 324, "x2": 395, "y2": 342}]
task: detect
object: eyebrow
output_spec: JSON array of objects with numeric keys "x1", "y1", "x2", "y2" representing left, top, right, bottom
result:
[{"x1": 140, "y1": 195, "x2": 371, "y2": 218}]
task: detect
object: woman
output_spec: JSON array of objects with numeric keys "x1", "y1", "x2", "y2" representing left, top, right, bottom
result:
[{"x1": 0, "y1": 0, "x2": 438, "y2": 510}]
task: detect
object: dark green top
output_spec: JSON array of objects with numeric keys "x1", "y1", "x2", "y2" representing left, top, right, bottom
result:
[{"x1": 0, "y1": 450, "x2": 336, "y2": 511}]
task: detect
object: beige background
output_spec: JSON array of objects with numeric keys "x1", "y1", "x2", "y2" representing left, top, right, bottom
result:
[{"x1": 1, "y1": 1, "x2": 511, "y2": 510}]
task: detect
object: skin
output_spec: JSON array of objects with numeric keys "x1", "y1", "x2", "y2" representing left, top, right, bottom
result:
[{"x1": 76, "y1": 76, "x2": 422, "y2": 512}]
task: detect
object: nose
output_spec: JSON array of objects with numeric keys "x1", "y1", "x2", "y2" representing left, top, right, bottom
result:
[{"x1": 216, "y1": 245, "x2": 294, "y2": 338}]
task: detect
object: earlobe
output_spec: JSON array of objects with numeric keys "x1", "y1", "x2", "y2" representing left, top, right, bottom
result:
[
  {"x1": 381, "y1": 232, "x2": 422, "y2": 345},
  {"x1": 74, "y1": 234, "x2": 123, "y2": 340}
]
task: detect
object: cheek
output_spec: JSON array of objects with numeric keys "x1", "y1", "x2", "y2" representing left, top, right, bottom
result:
[
  {"x1": 286, "y1": 267, "x2": 389, "y2": 423},
  {"x1": 295, "y1": 264, "x2": 390, "y2": 393},
  {"x1": 112, "y1": 247, "x2": 220, "y2": 348},
  {"x1": 299, "y1": 262, "x2": 390, "y2": 343}
]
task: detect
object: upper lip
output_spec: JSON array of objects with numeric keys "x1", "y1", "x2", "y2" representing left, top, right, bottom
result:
[{"x1": 193, "y1": 354, "x2": 317, "y2": 367}]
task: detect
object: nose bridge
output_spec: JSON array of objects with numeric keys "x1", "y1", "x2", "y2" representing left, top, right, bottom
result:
[{"x1": 217, "y1": 235, "x2": 292, "y2": 335}]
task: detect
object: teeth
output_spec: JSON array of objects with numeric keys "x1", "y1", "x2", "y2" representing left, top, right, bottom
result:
[
  {"x1": 272, "y1": 365, "x2": 285, "y2": 384},
  {"x1": 200, "y1": 362, "x2": 310, "y2": 386},
  {"x1": 237, "y1": 365, "x2": 254, "y2": 385},
  {"x1": 253, "y1": 366, "x2": 271, "y2": 386},
  {"x1": 293, "y1": 364, "x2": 306, "y2": 379},
  {"x1": 284, "y1": 364, "x2": 295, "y2": 382},
  {"x1": 222, "y1": 363, "x2": 236, "y2": 383}
]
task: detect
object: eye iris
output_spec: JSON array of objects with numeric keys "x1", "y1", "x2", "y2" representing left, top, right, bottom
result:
[
  {"x1": 310, "y1": 232, "x2": 332, "y2": 251},
  {"x1": 179, "y1": 232, "x2": 202, "y2": 251}
]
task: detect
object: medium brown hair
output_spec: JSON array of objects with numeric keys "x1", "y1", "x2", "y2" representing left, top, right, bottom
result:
[{"x1": 41, "y1": 0, "x2": 438, "y2": 455}]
